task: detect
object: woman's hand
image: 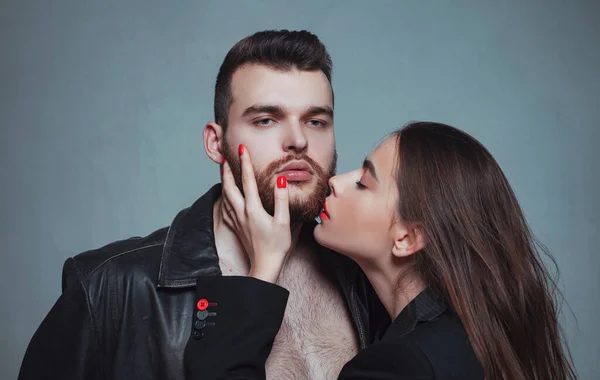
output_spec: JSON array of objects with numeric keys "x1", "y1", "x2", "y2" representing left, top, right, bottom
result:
[{"x1": 220, "y1": 144, "x2": 292, "y2": 283}]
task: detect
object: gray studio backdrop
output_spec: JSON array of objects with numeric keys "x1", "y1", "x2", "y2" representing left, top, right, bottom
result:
[{"x1": 1, "y1": 1, "x2": 598, "y2": 379}]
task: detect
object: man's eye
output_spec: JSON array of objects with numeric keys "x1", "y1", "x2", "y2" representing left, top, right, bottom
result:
[
  {"x1": 254, "y1": 118, "x2": 275, "y2": 127},
  {"x1": 307, "y1": 119, "x2": 326, "y2": 127},
  {"x1": 355, "y1": 180, "x2": 367, "y2": 189}
]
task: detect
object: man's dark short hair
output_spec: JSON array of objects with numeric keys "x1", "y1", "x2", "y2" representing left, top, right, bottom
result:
[{"x1": 214, "y1": 30, "x2": 333, "y2": 129}]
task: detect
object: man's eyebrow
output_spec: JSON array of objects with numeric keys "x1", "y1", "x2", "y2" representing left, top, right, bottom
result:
[
  {"x1": 304, "y1": 106, "x2": 334, "y2": 119},
  {"x1": 363, "y1": 158, "x2": 378, "y2": 181},
  {"x1": 241, "y1": 104, "x2": 286, "y2": 118}
]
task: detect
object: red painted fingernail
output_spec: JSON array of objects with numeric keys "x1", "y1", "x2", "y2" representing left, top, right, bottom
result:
[
  {"x1": 221, "y1": 156, "x2": 226, "y2": 164},
  {"x1": 238, "y1": 144, "x2": 244, "y2": 155},
  {"x1": 277, "y1": 176, "x2": 287, "y2": 189}
]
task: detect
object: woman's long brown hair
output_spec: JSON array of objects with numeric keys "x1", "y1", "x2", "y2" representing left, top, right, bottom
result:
[{"x1": 393, "y1": 122, "x2": 576, "y2": 379}]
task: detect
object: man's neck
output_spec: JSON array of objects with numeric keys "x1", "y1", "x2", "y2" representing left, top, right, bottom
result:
[{"x1": 212, "y1": 196, "x2": 305, "y2": 276}]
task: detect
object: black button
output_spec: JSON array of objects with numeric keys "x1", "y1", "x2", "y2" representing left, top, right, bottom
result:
[
  {"x1": 196, "y1": 310, "x2": 208, "y2": 321},
  {"x1": 195, "y1": 320, "x2": 207, "y2": 330},
  {"x1": 193, "y1": 330, "x2": 204, "y2": 340}
]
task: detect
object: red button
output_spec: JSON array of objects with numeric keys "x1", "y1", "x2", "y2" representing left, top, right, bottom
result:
[{"x1": 197, "y1": 299, "x2": 209, "y2": 311}]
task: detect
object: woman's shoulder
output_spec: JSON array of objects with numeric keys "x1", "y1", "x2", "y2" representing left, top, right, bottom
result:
[
  {"x1": 338, "y1": 337, "x2": 435, "y2": 379},
  {"x1": 340, "y1": 312, "x2": 483, "y2": 379},
  {"x1": 399, "y1": 311, "x2": 484, "y2": 379},
  {"x1": 339, "y1": 312, "x2": 484, "y2": 379}
]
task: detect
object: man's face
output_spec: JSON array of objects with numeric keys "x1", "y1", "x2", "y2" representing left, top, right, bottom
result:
[{"x1": 222, "y1": 64, "x2": 336, "y2": 221}]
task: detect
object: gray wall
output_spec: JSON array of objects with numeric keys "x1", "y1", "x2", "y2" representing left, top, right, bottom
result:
[{"x1": 1, "y1": 0, "x2": 598, "y2": 378}]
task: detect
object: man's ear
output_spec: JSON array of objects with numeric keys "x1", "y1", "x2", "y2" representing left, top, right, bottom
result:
[
  {"x1": 203, "y1": 122, "x2": 225, "y2": 164},
  {"x1": 391, "y1": 223, "x2": 426, "y2": 259}
]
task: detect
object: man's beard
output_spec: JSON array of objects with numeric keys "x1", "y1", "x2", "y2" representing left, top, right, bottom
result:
[{"x1": 222, "y1": 143, "x2": 337, "y2": 222}]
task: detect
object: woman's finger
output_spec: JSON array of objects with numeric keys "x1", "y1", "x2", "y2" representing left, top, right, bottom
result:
[
  {"x1": 222, "y1": 192, "x2": 236, "y2": 219},
  {"x1": 238, "y1": 144, "x2": 262, "y2": 212},
  {"x1": 221, "y1": 196, "x2": 237, "y2": 229},
  {"x1": 273, "y1": 175, "x2": 290, "y2": 226},
  {"x1": 221, "y1": 160, "x2": 245, "y2": 219}
]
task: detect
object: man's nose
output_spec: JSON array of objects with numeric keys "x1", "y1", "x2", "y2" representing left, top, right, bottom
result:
[{"x1": 282, "y1": 123, "x2": 308, "y2": 153}]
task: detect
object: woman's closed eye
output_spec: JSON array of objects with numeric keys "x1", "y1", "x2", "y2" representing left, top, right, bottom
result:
[{"x1": 355, "y1": 180, "x2": 367, "y2": 189}]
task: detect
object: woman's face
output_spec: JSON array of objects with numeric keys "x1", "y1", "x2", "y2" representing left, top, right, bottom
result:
[{"x1": 314, "y1": 136, "x2": 403, "y2": 261}]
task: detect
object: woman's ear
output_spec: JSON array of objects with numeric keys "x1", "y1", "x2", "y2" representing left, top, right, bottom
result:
[
  {"x1": 203, "y1": 122, "x2": 225, "y2": 164},
  {"x1": 391, "y1": 223, "x2": 426, "y2": 258}
]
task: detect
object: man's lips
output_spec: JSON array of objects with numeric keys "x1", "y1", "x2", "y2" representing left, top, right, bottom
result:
[{"x1": 278, "y1": 161, "x2": 313, "y2": 182}]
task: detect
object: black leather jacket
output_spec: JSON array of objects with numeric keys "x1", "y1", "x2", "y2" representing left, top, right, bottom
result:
[{"x1": 18, "y1": 184, "x2": 388, "y2": 380}]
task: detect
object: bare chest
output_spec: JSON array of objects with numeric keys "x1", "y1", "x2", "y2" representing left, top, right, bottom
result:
[
  {"x1": 265, "y1": 259, "x2": 358, "y2": 379},
  {"x1": 219, "y1": 249, "x2": 359, "y2": 379}
]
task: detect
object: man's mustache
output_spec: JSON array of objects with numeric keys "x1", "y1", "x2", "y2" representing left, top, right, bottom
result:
[{"x1": 264, "y1": 154, "x2": 325, "y2": 178}]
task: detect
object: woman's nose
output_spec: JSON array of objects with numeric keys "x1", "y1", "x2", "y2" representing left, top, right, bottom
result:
[
  {"x1": 328, "y1": 175, "x2": 339, "y2": 197},
  {"x1": 328, "y1": 169, "x2": 362, "y2": 197}
]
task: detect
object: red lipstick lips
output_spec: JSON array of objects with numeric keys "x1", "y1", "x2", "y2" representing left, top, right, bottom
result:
[{"x1": 320, "y1": 201, "x2": 330, "y2": 221}]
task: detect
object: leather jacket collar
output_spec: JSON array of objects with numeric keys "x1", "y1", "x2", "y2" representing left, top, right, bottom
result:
[{"x1": 158, "y1": 184, "x2": 223, "y2": 288}]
